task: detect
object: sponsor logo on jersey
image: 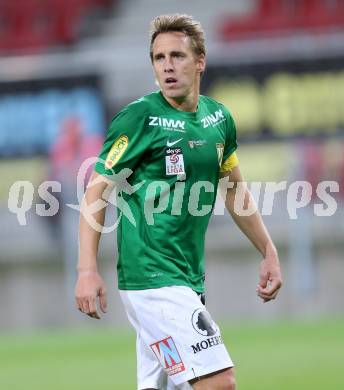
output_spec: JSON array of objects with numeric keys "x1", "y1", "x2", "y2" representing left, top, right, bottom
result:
[
  {"x1": 188, "y1": 140, "x2": 207, "y2": 149},
  {"x1": 150, "y1": 337, "x2": 185, "y2": 376},
  {"x1": 201, "y1": 109, "x2": 226, "y2": 128},
  {"x1": 149, "y1": 116, "x2": 186, "y2": 132},
  {"x1": 191, "y1": 308, "x2": 218, "y2": 336},
  {"x1": 165, "y1": 147, "x2": 185, "y2": 176},
  {"x1": 167, "y1": 138, "x2": 183, "y2": 147},
  {"x1": 191, "y1": 335, "x2": 224, "y2": 354},
  {"x1": 216, "y1": 143, "x2": 224, "y2": 167},
  {"x1": 105, "y1": 135, "x2": 129, "y2": 169}
]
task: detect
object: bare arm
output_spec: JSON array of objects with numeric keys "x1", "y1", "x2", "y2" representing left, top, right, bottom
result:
[
  {"x1": 220, "y1": 165, "x2": 282, "y2": 302},
  {"x1": 75, "y1": 171, "x2": 114, "y2": 319}
]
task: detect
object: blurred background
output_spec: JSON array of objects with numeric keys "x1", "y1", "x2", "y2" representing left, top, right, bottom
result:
[{"x1": 0, "y1": 1, "x2": 343, "y2": 389}]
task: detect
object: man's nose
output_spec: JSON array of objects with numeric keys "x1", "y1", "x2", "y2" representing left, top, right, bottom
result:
[{"x1": 164, "y1": 57, "x2": 174, "y2": 72}]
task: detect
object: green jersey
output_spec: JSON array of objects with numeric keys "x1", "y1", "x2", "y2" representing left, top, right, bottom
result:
[{"x1": 95, "y1": 91, "x2": 237, "y2": 292}]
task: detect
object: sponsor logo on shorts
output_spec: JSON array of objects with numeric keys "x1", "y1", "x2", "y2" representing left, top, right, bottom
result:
[
  {"x1": 191, "y1": 308, "x2": 218, "y2": 336},
  {"x1": 150, "y1": 336, "x2": 185, "y2": 376},
  {"x1": 105, "y1": 135, "x2": 128, "y2": 169},
  {"x1": 191, "y1": 335, "x2": 224, "y2": 354}
]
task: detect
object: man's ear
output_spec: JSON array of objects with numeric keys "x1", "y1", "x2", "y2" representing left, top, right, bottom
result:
[{"x1": 197, "y1": 54, "x2": 206, "y2": 73}]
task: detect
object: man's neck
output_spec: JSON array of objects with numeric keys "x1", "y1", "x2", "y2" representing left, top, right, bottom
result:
[{"x1": 163, "y1": 89, "x2": 199, "y2": 113}]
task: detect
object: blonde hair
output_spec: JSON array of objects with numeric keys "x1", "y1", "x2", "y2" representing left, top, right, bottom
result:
[{"x1": 149, "y1": 14, "x2": 206, "y2": 61}]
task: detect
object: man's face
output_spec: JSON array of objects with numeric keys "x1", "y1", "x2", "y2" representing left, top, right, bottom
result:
[{"x1": 152, "y1": 32, "x2": 205, "y2": 101}]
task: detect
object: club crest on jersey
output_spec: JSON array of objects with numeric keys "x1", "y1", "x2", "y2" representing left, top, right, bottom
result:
[
  {"x1": 150, "y1": 337, "x2": 185, "y2": 376},
  {"x1": 188, "y1": 140, "x2": 207, "y2": 149},
  {"x1": 216, "y1": 143, "x2": 224, "y2": 167},
  {"x1": 105, "y1": 135, "x2": 128, "y2": 169},
  {"x1": 165, "y1": 147, "x2": 185, "y2": 175},
  {"x1": 149, "y1": 116, "x2": 186, "y2": 132},
  {"x1": 201, "y1": 109, "x2": 225, "y2": 128}
]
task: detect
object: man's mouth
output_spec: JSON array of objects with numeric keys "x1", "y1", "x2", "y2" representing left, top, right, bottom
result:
[{"x1": 165, "y1": 77, "x2": 177, "y2": 86}]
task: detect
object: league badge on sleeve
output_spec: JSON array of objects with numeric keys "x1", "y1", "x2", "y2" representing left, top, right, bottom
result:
[
  {"x1": 105, "y1": 135, "x2": 129, "y2": 169},
  {"x1": 165, "y1": 147, "x2": 185, "y2": 176}
]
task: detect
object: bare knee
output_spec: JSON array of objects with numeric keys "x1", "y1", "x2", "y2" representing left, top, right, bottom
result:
[
  {"x1": 226, "y1": 369, "x2": 236, "y2": 390},
  {"x1": 220, "y1": 367, "x2": 236, "y2": 390}
]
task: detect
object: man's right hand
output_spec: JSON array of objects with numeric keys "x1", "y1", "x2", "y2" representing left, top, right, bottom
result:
[{"x1": 75, "y1": 270, "x2": 107, "y2": 319}]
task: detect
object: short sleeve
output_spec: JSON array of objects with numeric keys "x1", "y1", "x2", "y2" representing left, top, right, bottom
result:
[
  {"x1": 94, "y1": 102, "x2": 150, "y2": 179},
  {"x1": 222, "y1": 106, "x2": 238, "y2": 162}
]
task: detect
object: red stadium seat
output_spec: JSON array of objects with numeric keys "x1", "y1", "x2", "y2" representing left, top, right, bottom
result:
[
  {"x1": 219, "y1": 0, "x2": 344, "y2": 40},
  {"x1": 0, "y1": 0, "x2": 116, "y2": 53}
]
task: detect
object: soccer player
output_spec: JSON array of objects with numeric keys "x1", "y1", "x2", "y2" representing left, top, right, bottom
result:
[{"x1": 75, "y1": 14, "x2": 282, "y2": 390}]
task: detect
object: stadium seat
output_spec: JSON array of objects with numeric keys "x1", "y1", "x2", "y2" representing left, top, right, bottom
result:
[
  {"x1": 219, "y1": 0, "x2": 344, "y2": 40},
  {"x1": 0, "y1": 0, "x2": 117, "y2": 53}
]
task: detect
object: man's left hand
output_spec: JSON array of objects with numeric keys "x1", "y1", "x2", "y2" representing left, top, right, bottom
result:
[{"x1": 256, "y1": 257, "x2": 283, "y2": 302}]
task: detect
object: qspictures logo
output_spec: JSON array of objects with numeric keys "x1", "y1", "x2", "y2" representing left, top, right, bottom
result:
[{"x1": 6, "y1": 158, "x2": 341, "y2": 230}]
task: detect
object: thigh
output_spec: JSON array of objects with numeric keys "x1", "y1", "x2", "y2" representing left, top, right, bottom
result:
[
  {"x1": 190, "y1": 367, "x2": 236, "y2": 389},
  {"x1": 120, "y1": 286, "x2": 234, "y2": 389},
  {"x1": 136, "y1": 331, "x2": 168, "y2": 389}
]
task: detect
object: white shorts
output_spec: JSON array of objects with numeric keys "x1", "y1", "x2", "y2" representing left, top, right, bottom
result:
[{"x1": 120, "y1": 286, "x2": 234, "y2": 390}]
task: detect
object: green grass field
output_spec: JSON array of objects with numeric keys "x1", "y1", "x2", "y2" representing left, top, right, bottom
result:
[{"x1": 0, "y1": 318, "x2": 343, "y2": 390}]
